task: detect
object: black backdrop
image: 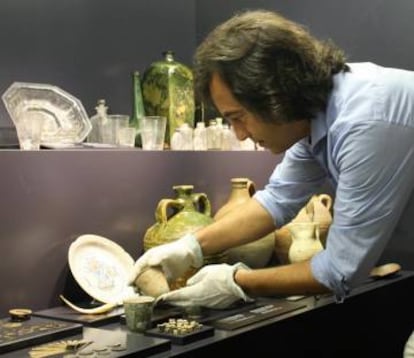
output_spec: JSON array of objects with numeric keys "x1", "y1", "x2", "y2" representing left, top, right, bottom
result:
[
  {"x1": 196, "y1": 0, "x2": 414, "y2": 70},
  {"x1": 0, "y1": 0, "x2": 196, "y2": 127},
  {"x1": 2, "y1": 0, "x2": 414, "y2": 128}
]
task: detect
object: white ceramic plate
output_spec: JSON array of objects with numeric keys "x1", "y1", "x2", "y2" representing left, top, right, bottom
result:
[{"x1": 68, "y1": 234, "x2": 136, "y2": 304}]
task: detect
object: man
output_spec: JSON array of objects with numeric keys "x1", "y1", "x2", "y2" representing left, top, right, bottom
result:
[{"x1": 129, "y1": 9, "x2": 414, "y2": 308}]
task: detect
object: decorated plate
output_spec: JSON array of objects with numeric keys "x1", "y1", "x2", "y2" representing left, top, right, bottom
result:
[{"x1": 68, "y1": 234, "x2": 136, "y2": 304}]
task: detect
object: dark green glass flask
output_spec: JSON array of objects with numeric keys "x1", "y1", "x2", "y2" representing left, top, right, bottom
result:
[{"x1": 130, "y1": 70, "x2": 146, "y2": 147}]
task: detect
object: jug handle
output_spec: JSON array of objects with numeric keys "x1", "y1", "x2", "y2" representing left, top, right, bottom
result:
[
  {"x1": 247, "y1": 179, "x2": 256, "y2": 196},
  {"x1": 318, "y1": 194, "x2": 333, "y2": 211},
  {"x1": 305, "y1": 197, "x2": 315, "y2": 221},
  {"x1": 192, "y1": 193, "x2": 212, "y2": 217},
  {"x1": 155, "y1": 198, "x2": 183, "y2": 224},
  {"x1": 314, "y1": 222, "x2": 320, "y2": 242}
]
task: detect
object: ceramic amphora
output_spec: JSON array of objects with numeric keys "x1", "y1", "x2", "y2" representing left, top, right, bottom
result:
[
  {"x1": 143, "y1": 184, "x2": 225, "y2": 289},
  {"x1": 214, "y1": 177, "x2": 275, "y2": 268}
]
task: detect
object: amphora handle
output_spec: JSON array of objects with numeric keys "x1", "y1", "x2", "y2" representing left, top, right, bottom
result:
[
  {"x1": 155, "y1": 198, "x2": 184, "y2": 224},
  {"x1": 192, "y1": 193, "x2": 212, "y2": 217},
  {"x1": 247, "y1": 179, "x2": 256, "y2": 197},
  {"x1": 318, "y1": 194, "x2": 333, "y2": 211}
]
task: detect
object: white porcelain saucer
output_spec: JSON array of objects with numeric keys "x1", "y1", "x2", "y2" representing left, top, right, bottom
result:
[{"x1": 68, "y1": 234, "x2": 136, "y2": 304}]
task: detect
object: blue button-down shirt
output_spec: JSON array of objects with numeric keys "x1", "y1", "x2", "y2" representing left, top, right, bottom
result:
[{"x1": 254, "y1": 62, "x2": 414, "y2": 301}]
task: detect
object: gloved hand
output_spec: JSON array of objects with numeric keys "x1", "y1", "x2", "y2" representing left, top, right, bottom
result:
[
  {"x1": 157, "y1": 263, "x2": 254, "y2": 309},
  {"x1": 128, "y1": 233, "x2": 203, "y2": 285}
]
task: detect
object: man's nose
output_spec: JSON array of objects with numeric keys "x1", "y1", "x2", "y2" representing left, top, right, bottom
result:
[{"x1": 232, "y1": 123, "x2": 249, "y2": 141}]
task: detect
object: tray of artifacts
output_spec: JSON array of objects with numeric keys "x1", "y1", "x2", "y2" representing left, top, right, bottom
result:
[
  {"x1": 145, "y1": 318, "x2": 214, "y2": 345},
  {"x1": 205, "y1": 300, "x2": 307, "y2": 330},
  {"x1": 32, "y1": 326, "x2": 170, "y2": 358},
  {"x1": 33, "y1": 304, "x2": 124, "y2": 327},
  {"x1": 7, "y1": 326, "x2": 171, "y2": 358},
  {"x1": 0, "y1": 314, "x2": 82, "y2": 354}
]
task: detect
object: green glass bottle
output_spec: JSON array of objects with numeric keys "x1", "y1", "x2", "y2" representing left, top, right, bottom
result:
[
  {"x1": 142, "y1": 51, "x2": 195, "y2": 148},
  {"x1": 130, "y1": 70, "x2": 146, "y2": 147}
]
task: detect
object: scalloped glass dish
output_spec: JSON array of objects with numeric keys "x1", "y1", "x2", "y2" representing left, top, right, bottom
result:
[
  {"x1": 2, "y1": 82, "x2": 92, "y2": 144},
  {"x1": 68, "y1": 234, "x2": 136, "y2": 304}
]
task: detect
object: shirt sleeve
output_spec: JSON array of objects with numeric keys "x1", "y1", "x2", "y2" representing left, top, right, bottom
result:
[
  {"x1": 254, "y1": 139, "x2": 328, "y2": 228},
  {"x1": 311, "y1": 120, "x2": 414, "y2": 301}
]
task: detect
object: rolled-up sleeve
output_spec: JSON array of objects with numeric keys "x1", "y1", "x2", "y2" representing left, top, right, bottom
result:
[
  {"x1": 254, "y1": 140, "x2": 328, "y2": 228},
  {"x1": 311, "y1": 121, "x2": 414, "y2": 301}
]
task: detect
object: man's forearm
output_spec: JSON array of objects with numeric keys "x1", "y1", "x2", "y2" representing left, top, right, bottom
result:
[
  {"x1": 195, "y1": 198, "x2": 275, "y2": 256},
  {"x1": 234, "y1": 260, "x2": 330, "y2": 297}
]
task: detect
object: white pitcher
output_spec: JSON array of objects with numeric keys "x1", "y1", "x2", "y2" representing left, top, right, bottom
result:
[{"x1": 287, "y1": 222, "x2": 323, "y2": 264}]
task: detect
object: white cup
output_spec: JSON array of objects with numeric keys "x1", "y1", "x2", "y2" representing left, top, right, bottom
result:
[{"x1": 141, "y1": 116, "x2": 167, "y2": 150}]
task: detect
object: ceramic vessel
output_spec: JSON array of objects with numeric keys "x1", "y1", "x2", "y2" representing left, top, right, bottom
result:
[
  {"x1": 214, "y1": 178, "x2": 275, "y2": 268},
  {"x1": 134, "y1": 266, "x2": 170, "y2": 298},
  {"x1": 287, "y1": 222, "x2": 323, "y2": 263},
  {"x1": 143, "y1": 185, "x2": 225, "y2": 288},
  {"x1": 141, "y1": 51, "x2": 195, "y2": 147},
  {"x1": 274, "y1": 194, "x2": 332, "y2": 264}
]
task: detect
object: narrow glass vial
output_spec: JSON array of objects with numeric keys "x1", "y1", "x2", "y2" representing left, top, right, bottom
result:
[
  {"x1": 130, "y1": 71, "x2": 146, "y2": 147},
  {"x1": 87, "y1": 99, "x2": 108, "y2": 143},
  {"x1": 221, "y1": 123, "x2": 232, "y2": 150},
  {"x1": 179, "y1": 123, "x2": 193, "y2": 150},
  {"x1": 215, "y1": 117, "x2": 223, "y2": 149},
  {"x1": 170, "y1": 128, "x2": 183, "y2": 150},
  {"x1": 207, "y1": 118, "x2": 220, "y2": 150},
  {"x1": 193, "y1": 121, "x2": 207, "y2": 150}
]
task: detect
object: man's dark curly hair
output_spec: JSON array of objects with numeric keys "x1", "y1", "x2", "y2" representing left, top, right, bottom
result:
[{"x1": 194, "y1": 9, "x2": 349, "y2": 123}]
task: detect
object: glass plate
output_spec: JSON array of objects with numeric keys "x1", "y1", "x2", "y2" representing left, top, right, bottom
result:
[
  {"x1": 68, "y1": 234, "x2": 136, "y2": 304},
  {"x1": 2, "y1": 82, "x2": 92, "y2": 144}
]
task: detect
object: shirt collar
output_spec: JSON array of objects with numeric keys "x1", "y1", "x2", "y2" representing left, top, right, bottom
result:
[{"x1": 309, "y1": 111, "x2": 328, "y2": 150}]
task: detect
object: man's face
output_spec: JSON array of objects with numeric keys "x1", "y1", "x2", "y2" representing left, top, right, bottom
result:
[{"x1": 209, "y1": 72, "x2": 310, "y2": 154}]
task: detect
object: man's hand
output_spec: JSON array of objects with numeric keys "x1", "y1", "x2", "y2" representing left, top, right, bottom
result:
[
  {"x1": 129, "y1": 234, "x2": 203, "y2": 284},
  {"x1": 157, "y1": 263, "x2": 253, "y2": 309}
]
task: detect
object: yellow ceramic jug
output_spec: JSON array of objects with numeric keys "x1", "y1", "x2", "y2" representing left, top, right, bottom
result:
[
  {"x1": 287, "y1": 222, "x2": 323, "y2": 263},
  {"x1": 274, "y1": 194, "x2": 333, "y2": 264}
]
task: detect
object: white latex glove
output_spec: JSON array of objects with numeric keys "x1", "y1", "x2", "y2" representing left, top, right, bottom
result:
[
  {"x1": 157, "y1": 263, "x2": 254, "y2": 309},
  {"x1": 404, "y1": 330, "x2": 414, "y2": 358},
  {"x1": 128, "y1": 233, "x2": 203, "y2": 284}
]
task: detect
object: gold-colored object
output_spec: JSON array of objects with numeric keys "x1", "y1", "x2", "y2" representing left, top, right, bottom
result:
[
  {"x1": 29, "y1": 339, "x2": 92, "y2": 358},
  {"x1": 59, "y1": 294, "x2": 117, "y2": 315},
  {"x1": 370, "y1": 262, "x2": 402, "y2": 278},
  {"x1": 9, "y1": 308, "x2": 32, "y2": 321}
]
